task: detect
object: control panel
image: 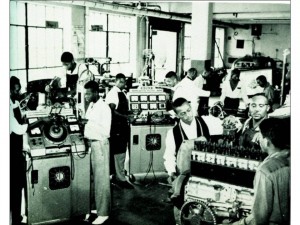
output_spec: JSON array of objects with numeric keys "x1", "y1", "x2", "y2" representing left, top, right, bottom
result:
[
  {"x1": 127, "y1": 86, "x2": 174, "y2": 125},
  {"x1": 27, "y1": 114, "x2": 86, "y2": 157},
  {"x1": 127, "y1": 86, "x2": 167, "y2": 112}
]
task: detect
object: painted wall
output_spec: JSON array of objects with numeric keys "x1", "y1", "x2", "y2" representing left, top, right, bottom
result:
[{"x1": 224, "y1": 24, "x2": 290, "y2": 67}]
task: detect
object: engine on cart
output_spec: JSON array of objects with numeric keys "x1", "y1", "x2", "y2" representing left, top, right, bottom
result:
[{"x1": 180, "y1": 140, "x2": 267, "y2": 225}]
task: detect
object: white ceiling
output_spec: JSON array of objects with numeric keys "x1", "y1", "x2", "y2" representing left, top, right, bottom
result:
[
  {"x1": 65, "y1": 1, "x2": 290, "y2": 25},
  {"x1": 113, "y1": 1, "x2": 291, "y2": 25}
]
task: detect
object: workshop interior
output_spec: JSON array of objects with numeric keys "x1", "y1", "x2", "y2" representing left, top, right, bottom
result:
[{"x1": 9, "y1": 1, "x2": 291, "y2": 225}]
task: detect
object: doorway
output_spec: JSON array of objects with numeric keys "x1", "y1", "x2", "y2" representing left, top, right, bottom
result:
[{"x1": 151, "y1": 30, "x2": 177, "y2": 83}]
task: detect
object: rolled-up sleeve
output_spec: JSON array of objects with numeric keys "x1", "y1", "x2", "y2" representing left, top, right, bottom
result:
[
  {"x1": 10, "y1": 105, "x2": 28, "y2": 135},
  {"x1": 163, "y1": 128, "x2": 177, "y2": 176}
]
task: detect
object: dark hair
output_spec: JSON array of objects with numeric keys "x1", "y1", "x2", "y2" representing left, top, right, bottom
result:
[
  {"x1": 256, "y1": 75, "x2": 267, "y2": 85},
  {"x1": 187, "y1": 68, "x2": 197, "y2": 75},
  {"x1": 116, "y1": 73, "x2": 126, "y2": 80},
  {"x1": 84, "y1": 80, "x2": 99, "y2": 92},
  {"x1": 61, "y1": 52, "x2": 74, "y2": 63},
  {"x1": 231, "y1": 69, "x2": 240, "y2": 77},
  {"x1": 259, "y1": 118, "x2": 290, "y2": 149},
  {"x1": 10, "y1": 76, "x2": 20, "y2": 91},
  {"x1": 172, "y1": 97, "x2": 190, "y2": 110},
  {"x1": 165, "y1": 71, "x2": 177, "y2": 79}
]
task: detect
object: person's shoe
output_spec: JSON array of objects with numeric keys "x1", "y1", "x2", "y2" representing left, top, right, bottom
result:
[
  {"x1": 92, "y1": 215, "x2": 109, "y2": 225},
  {"x1": 84, "y1": 210, "x2": 97, "y2": 221},
  {"x1": 117, "y1": 180, "x2": 134, "y2": 189},
  {"x1": 84, "y1": 214, "x2": 91, "y2": 222},
  {"x1": 21, "y1": 215, "x2": 27, "y2": 224}
]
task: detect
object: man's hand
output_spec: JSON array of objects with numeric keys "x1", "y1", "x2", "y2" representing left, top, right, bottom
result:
[
  {"x1": 167, "y1": 172, "x2": 177, "y2": 184},
  {"x1": 195, "y1": 136, "x2": 208, "y2": 142},
  {"x1": 252, "y1": 132, "x2": 263, "y2": 144},
  {"x1": 79, "y1": 119, "x2": 88, "y2": 125},
  {"x1": 127, "y1": 115, "x2": 136, "y2": 123},
  {"x1": 45, "y1": 84, "x2": 51, "y2": 93}
]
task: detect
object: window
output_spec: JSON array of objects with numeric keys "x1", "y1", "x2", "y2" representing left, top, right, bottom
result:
[
  {"x1": 10, "y1": 2, "x2": 71, "y2": 92},
  {"x1": 88, "y1": 11, "x2": 136, "y2": 76}
]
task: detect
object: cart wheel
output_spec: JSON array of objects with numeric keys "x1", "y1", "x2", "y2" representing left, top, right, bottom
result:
[{"x1": 128, "y1": 174, "x2": 135, "y2": 183}]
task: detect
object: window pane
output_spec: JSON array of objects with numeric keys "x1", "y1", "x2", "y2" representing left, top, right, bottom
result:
[
  {"x1": 28, "y1": 28, "x2": 46, "y2": 68},
  {"x1": 89, "y1": 11, "x2": 107, "y2": 31},
  {"x1": 45, "y1": 29, "x2": 63, "y2": 67},
  {"x1": 109, "y1": 32, "x2": 130, "y2": 63},
  {"x1": 10, "y1": 1, "x2": 25, "y2": 25},
  {"x1": 28, "y1": 4, "x2": 46, "y2": 26},
  {"x1": 108, "y1": 14, "x2": 133, "y2": 32},
  {"x1": 29, "y1": 27, "x2": 63, "y2": 68},
  {"x1": 10, "y1": 26, "x2": 26, "y2": 70},
  {"x1": 88, "y1": 31, "x2": 107, "y2": 58}
]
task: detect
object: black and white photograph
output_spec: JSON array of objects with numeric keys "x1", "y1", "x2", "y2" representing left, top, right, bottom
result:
[{"x1": 4, "y1": 1, "x2": 295, "y2": 225}]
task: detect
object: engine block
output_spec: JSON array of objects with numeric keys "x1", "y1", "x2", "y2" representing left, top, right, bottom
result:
[{"x1": 181, "y1": 140, "x2": 267, "y2": 224}]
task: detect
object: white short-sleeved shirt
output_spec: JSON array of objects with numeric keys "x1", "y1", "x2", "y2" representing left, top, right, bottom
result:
[
  {"x1": 10, "y1": 99, "x2": 28, "y2": 135},
  {"x1": 84, "y1": 98, "x2": 111, "y2": 141},
  {"x1": 220, "y1": 79, "x2": 249, "y2": 105},
  {"x1": 173, "y1": 77, "x2": 210, "y2": 116},
  {"x1": 105, "y1": 86, "x2": 124, "y2": 109}
]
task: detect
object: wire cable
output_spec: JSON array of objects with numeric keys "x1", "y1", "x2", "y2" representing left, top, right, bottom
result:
[{"x1": 142, "y1": 123, "x2": 158, "y2": 186}]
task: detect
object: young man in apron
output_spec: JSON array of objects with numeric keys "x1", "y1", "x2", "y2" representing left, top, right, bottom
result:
[
  {"x1": 106, "y1": 73, "x2": 133, "y2": 189},
  {"x1": 45, "y1": 52, "x2": 88, "y2": 99},
  {"x1": 163, "y1": 97, "x2": 210, "y2": 224}
]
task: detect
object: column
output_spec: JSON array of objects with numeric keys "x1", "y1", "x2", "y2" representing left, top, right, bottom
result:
[{"x1": 190, "y1": 2, "x2": 213, "y2": 73}]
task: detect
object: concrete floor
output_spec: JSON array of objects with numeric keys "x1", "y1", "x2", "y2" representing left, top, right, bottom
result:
[{"x1": 39, "y1": 175, "x2": 176, "y2": 225}]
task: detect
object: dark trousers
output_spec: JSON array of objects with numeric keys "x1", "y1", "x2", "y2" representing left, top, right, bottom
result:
[
  {"x1": 197, "y1": 97, "x2": 209, "y2": 116},
  {"x1": 10, "y1": 133, "x2": 26, "y2": 225},
  {"x1": 109, "y1": 135, "x2": 128, "y2": 181}
]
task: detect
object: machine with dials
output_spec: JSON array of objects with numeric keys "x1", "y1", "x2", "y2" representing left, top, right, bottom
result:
[
  {"x1": 25, "y1": 107, "x2": 90, "y2": 225},
  {"x1": 179, "y1": 140, "x2": 267, "y2": 225},
  {"x1": 127, "y1": 86, "x2": 175, "y2": 178},
  {"x1": 26, "y1": 108, "x2": 86, "y2": 157}
]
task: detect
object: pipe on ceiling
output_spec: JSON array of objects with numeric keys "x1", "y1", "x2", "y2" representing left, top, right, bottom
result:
[
  {"x1": 55, "y1": 1, "x2": 288, "y2": 27},
  {"x1": 57, "y1": 0, "x2": 191, "y2": 22},
  {"x1": 213, "y1": 20, "x2": 249, "y2": 29},
  {"x1": 214, "y1": 12, "x2": 290, "y2": 20}
]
